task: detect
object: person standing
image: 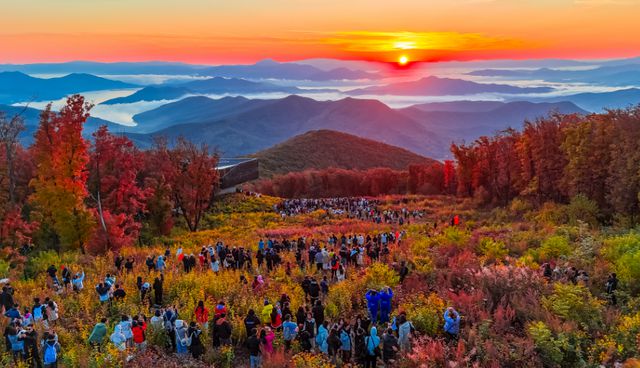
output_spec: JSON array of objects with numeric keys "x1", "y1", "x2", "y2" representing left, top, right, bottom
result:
[
  {"x1": 364, "y1": 327, "x2": 380, "y2": 368},
  {"x1": 282, "y1": 314, "x2": 298, "y2": 351},
  {"x1": 378, "y1": 287, "x2": 393, "y2": 324},
  {"x1": 18, "y1": 324, "x2": 40, "y2": 367},
  {"x1": 195, "y1": 301, "x2": 209, "y2": 328},
  {"x1": 606, "y1": 273, "x2": 618, "y2": 305},
  {"x1": 88, "y1": 318, "x2": 108, "y2": 352},
  {"x1": 153, "y1": 275, "x2": 164, "y2": 307},
  {"x1": 315, "y1": 321, "x2": 329, "y2": 354},
  {"x1": 42, "y1": 333, "x2": 61, "y2": 368},
  {"x1": 188, "y1": 322, "x2": 204, "y2": 359},
  {"x1": 382, "y1": 328, "x2": 399, "y2": 365},
  {"x1": 397, "y1": 313, "x2": 414, "y2": 352},
  {"x1": 247, "y1": 328, "x2": 261, "y2": 368},
  {"x1": 444, "y1": 307, "x2": 461, "y2": 342},
  {"x1": 365, "y1": 290, "x2": 379, "y2": 324}
]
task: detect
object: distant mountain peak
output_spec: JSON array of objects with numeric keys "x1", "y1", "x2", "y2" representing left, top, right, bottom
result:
[{"x1": 255, "y1": 59, "x2": 279, "y2": 65}]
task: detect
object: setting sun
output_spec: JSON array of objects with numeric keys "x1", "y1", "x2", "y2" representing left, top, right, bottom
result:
[{"x1": 398, "y1": 55, "x2": 409, "y2": 66}]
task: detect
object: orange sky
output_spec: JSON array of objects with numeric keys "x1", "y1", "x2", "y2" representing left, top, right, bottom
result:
[{"x1": 1, "y1": 0, "x2": 639, "y2": 64}]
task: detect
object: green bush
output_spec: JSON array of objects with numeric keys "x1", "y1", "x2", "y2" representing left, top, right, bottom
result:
[
  {"x1": 542, "y1": 283, "x2": 604, "y2": 332},
  {"x1": 477, "y1": 237, "x2": 508, "y2": 264},
  {"x1": 528, "y1": 321, "x2": 588, "y2": 368},
  {"x1": 601, "y1": 232, "x2": 640, "y2": 292},
  {"x1": 566, "y1": 194, "x2": 599, "y2": 227},
  {"x1": 534, "y1": 235, "x2": 572, "y2": 262},
  {"x1": 400, "y1": 293, "x2": 445, "y2": 336}
]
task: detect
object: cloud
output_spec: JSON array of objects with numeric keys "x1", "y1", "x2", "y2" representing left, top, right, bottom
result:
[
  {"x1": 574, "y1": 0, "x2": 637, "y2": 4},
  {"x1": 321, "y1": 31, "x2": 529, "y2": 53}
]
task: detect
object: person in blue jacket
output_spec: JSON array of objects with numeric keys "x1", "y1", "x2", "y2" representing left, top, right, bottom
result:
[
  {"x1": 365, "y1": 290, "x2": 380, "y2": 324},
  {"x1": 156, "y1": 256, "x2": 166, "y2": 272},
  {"x1": 443, "y1": 307, "x2": 461, "y2": 342},
  {"x1": 378, "y1": 287, "x2": 393, "y2": 324},
  {"x1": 364, "y1": 326, "x2": 380, "y2": 368},
  {"x1": 72, "y1": 271, "x2": 85, "y2": 292}
]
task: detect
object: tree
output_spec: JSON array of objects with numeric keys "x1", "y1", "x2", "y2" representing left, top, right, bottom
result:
[
  {"x1": 88, "y1": 126, "x2": 150, "y2": 253},
  {"x1": 141, "y1": 139, "x2": 175, "y2": 237},
  {"x1": 29, "y1": 95, "x2": 95, "y2": 252},
  {"x1": 0, "y1": 110, "x2": 26, "y2": 205},
  {"x1": 167, "y1": 138, "x2": 219, "y2": 232}
]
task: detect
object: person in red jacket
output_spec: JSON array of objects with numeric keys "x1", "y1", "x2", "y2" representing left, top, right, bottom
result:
[
  {"x1": 214, "y1": 300, "x2": 227, "y2": 321},
  {"x1": 131, "y1": 317, "x2": 147, "y2": 351},
  {"x1": 195, "y1": 300, "x2": 210, "y2": 328}
]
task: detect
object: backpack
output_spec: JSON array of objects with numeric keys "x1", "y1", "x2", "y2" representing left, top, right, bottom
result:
[
  {"x1": 179, "y1": 330, "x2": 192, "y2": 347},
  {"x1": 365, "y1": 336, "x2": 380, "y2": 357},
  {"x1": 33, "y1": 305, "x2": 43, "y2": 320},
  {"x1": 44, "y1": 344, "x2": 57, "y2": 364}
]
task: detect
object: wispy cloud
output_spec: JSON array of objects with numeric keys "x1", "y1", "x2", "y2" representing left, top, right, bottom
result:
[
  {"x1": 574, "y1": 0, "x2": 637, "y2": 4},
  {"x1": 321, "y1": 31, "x2": 529, "y2": 53}
]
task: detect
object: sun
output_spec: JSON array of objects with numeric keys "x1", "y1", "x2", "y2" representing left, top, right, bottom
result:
[{"x1": 398, "y1": 55, "x2": 409, "y2": 66}]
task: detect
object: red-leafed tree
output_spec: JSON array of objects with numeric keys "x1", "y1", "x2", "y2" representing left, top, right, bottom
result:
[
  {"x1": 29, "y1": 95, "x2": 95, "y2": 252},
  {"x1": 443, "y1": 160, "x2": 457, "y2": 195},
  {"x1": 141, "y1": 139, "x2": 175, "y2": 236},
  {"x1": 0, "y1": 206, "x2": 38, "y2": 247},
  {"x1": 88, "y1": 126, "x2": 150, "y2": 254},
  {"x1": 167, "y1": 138, "x2": 219, "y2": 232}
]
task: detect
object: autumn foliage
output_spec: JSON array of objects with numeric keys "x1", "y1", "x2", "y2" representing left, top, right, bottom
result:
[{"x1": 0, "y1": 95, "x2": 219, "y2": 255}]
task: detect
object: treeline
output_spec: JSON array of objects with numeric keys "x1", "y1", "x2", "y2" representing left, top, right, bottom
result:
[
  {"x1": 0, "y1": 95, "x2": 219, "y2": 254},
  {"x1": 451, "y1": 106, "x2": 640, "y2": 223},
  {"x1": 251, "y1": 163, "x2": 452, "y2": 198}
]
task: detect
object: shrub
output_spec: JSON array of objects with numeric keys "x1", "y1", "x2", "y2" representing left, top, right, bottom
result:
[
  {"x1": 400, "y1": 293, "x2": 445, "y2": 336},
  {"x1": 535, "y1": 235, "x2": 571, "y2": 262},
  {"x1": 566, "y1": 194, "x2": 599, "y2": 227},
  {"x1": 477, "y1": 237, "x2": 508, "y2": 264},
  {"x1": 542, "y1": 283, "x2": 604, "y2": 331},
  {"x1": 325, "y1": 281, "x2": 354, "y2": 319},
  {"x1": 362, "y1": 263, "x2": 400, "y2": 291},
  {"x1": 602, "y1": 233, "x2": 640, "y2": 293},
  {"x1": 528, "y1": 321, "x2": 566, "y2": 367},
  {"x1": 290, "y1": 352, "x2": 333, "y2": 368}
]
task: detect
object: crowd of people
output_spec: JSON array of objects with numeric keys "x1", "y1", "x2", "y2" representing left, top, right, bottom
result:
[
  {"x1": 274, "y1": 198, "x2": 423, "y2": 225},
  {"x1": 0, "y1": 200, "x2": 465, "y2": 367},
  {"x1": 1, "y1": 231, "x2": 432, "y2": 368}
]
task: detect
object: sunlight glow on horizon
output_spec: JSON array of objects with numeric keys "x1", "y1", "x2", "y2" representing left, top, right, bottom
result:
[{"x1": 1, "y1": 0, "x2": 639, "y2": 64}]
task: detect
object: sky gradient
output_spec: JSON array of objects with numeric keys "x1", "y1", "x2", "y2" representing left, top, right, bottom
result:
[{"x1": 2, "y1": 0, "x2": 639, "y2": 64}]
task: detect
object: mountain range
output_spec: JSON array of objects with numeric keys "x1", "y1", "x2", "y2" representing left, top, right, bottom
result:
[
  {"x1": 251, "y1": 130, "x2": 436, "y2": 177},
  {"x1": 0, "y1": 103, "x2": 127, "y2": 146},
  {"x1": 0, "y1": 71, "x2": 136, "y2": 104},
  {"x1": 468, "y1": 62, "x2": 640, "y2": 86},
  {"x1": 400, "y1": 100, "x2": 588, "y2": 145},
  {"x1": 124, "y1": 95, "x2": 586, "y2": 159},
  {"x1": 0, "y1": 93, "x2": 592, "y2": 161},
  {"x1": 101, "y1": 76, "x2": 313, "y2": 104},
  {"x1": 0, "y1": 59, "x2": 377, "y2": 81},
  {"x1": 346, "y1": 76, "x2": 554, "y2": 96},
  {"x1": 125, "y1": 95, "x2": 444, "y2": 158},
  {"x1": 531, "y1": 88, "x2": 640, "y2": 112}
]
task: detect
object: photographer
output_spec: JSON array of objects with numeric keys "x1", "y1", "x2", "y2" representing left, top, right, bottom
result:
[{"x1": 18, "y1": 324, "x2": 40, "y2": 367}]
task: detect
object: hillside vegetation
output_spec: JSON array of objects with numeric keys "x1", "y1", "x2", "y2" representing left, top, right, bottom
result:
[{"x1": 251, "y1": 130, "x2": 437, "y2": 177}]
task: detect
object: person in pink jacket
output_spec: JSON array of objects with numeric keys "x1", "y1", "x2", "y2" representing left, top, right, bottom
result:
[{"x1": 260, "y1": 326, "x2": 275, "y2": 355}]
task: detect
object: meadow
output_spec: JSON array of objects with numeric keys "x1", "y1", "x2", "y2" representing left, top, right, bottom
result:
[{"x1": 2, "y1": 193, "x2": 640, "y2": 368}]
